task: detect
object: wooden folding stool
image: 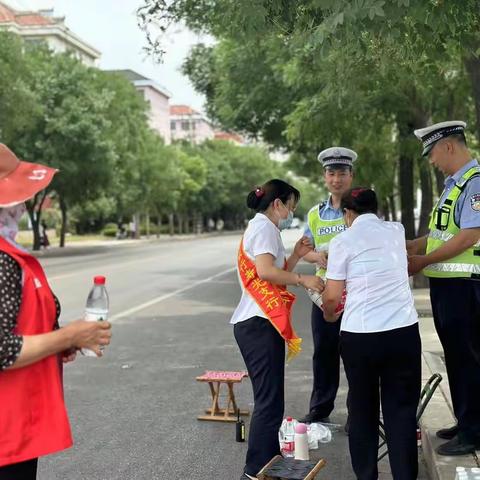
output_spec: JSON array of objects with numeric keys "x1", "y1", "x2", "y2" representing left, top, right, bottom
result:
[
  {"x1": 196, "y1": 370, "x2": 249, "y2": 422},
  {"x1": 257, "y1": 456, "x2": 327, "y2": 480}
]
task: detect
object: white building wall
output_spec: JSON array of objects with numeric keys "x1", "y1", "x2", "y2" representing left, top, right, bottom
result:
[
  {"x1": 170, "y1": 117, "x2": 214, "y2": 144},
  {"x1": 141, "y1": 86, "x2": 171, "y2": 144}
]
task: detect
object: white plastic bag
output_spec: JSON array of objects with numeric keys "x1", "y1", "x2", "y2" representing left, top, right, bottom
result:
[{"x1": 307, "y1": 422, "x2": 332, "y2": 449}]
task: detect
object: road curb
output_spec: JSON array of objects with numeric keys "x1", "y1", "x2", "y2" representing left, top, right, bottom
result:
[{"x1": 420, "y1": 350, "x2": 479, "y2": 480}]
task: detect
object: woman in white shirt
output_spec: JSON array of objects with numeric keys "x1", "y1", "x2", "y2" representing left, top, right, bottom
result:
[
  {"x1": 231, "y1": 179, "x2": 323, "y2": 480},
  {"x1": 322, "y1": 188, "x2": 420, "y2": 480}
]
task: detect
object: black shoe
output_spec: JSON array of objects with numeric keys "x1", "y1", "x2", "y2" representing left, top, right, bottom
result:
[
  {"x1": 298, "y1": 412, "x2": 330, "y2": 424},
  {"x1": 435, "y1": 436, "x2": 479, "y2": 456},
  {"x1": 436, "y1": 424, "x2": 459, "y2": 440}
]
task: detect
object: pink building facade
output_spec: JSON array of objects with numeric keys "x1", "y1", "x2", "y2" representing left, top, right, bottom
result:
[
  {"x1": 111, "y1": 70, "x2": 172, "y2": 144},
  {"x1": 170, "y1": 105, "x2": 215, "y2": 144}
]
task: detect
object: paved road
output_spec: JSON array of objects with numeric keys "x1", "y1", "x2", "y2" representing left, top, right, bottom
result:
[{"x1": 37, "y1": 231, "x2": 426, "y2": 479}]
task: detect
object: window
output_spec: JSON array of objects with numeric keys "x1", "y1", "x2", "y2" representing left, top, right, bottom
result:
[
  {"x1": 171, "y1": 121, "x2": 176, "y2": 130},
  {"x1": 181, "y1": 121, "x2": 190, "y2": 131}
]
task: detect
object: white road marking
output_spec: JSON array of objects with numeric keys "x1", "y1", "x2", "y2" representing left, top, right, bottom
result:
[
  {"x1": 48, "y1": 254, "x2": 176, "y2": 281},
  {"x1": 109, "y1": 266, "x2": 236, "y2": 321}
]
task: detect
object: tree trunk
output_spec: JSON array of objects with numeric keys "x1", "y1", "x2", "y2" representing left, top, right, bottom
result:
[
  {"x1": 413, "y1": 159, "x2": 433, "y2": 288},
  {"x1": 145, "y1": 211, "x2": 150, "y2": 238},
  {"x1": 177, "y1": 214, "x2": 183, "y2": 234},
  {"x1": 381, "y1": 198, "x2": 390, "y2": 221},
  {"x1": 59, "y1": 196, "x2": 67, "y2": 248},
  {"x1": 168, "y1": 213, "x2": 174, "y2": 236},
  {"x1": 388, "y1": 195, "x2": 397, "y2": 221},
  {"x1": 133, "y1": 213, "x2": 140, "y2": 239},
  {"x1": 397, "y1": 141, "x2": 415, "y2": 239},
  {"x1": 464, "y1": 52, "x2": 480, "y2": 143},
  {"x1": 433, "y1": 168, "x2": 445, "y2": 197},
  {"x1": 156, "y1": 215, "x2": 162, "y2": 239},
  {"x1": 26, "y1": 198, "x2": 41, "y2": 251},
  {"x1": 396, "y1": 106, "x2": 427, "y2": 239},
  {"x1": 416, "y1": 158, "x2": 433, "y2": 237}
]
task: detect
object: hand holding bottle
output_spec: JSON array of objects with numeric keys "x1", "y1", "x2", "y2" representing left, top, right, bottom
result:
[
  {"x1": 82, "y1": 275, "x2": 110, "y2": 357},
  {"x1": 64, "y1": 320, "x2": 112, "y2": 357},
  {"x1": 299, "y1": 274, "x2": 324, "y2": 293}
]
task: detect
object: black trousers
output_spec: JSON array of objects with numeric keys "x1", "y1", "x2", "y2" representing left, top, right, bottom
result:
[
  {"x1": 341, "y1": 324, "x2": 421, "y2": 480},
  {"x1": 309, "y1": 303, "x2": 342, "y2": 417},
  {"x1": 234, "y1": 316, "x2": 285, "y2": 477},
  {"x1": 430, "y1": 277, "x2": 480, "y2": 443},
  {"x1": 0, "y1": 458, "x2": 38, "y2": 480}
]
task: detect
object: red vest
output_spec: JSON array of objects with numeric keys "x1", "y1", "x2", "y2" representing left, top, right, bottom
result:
[{"x1": 0, "y1": 237, "x2": 72, "y2": 467}]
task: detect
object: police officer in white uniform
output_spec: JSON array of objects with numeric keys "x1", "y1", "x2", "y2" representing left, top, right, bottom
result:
[
  {"x1": 409, "y1": 121, "x2": 480, "y2": 456},
  {"x1": 300, "y1": 147, "x2": 356, "y2": 425}
]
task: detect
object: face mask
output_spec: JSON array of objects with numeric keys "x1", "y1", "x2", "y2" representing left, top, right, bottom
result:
[{"x1": 278, "y1": 209, "x2": 294, "y2": 230}]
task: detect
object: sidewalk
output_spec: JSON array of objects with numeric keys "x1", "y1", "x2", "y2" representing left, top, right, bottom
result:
[
  {"x1": 31, "y1": 230, "x2": 239, "y2": 258},
  {"x1": 413, "y1": 288, "x2": 480, "y2": 480}
]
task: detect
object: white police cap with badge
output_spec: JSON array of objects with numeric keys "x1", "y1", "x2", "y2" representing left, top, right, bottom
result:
[
  {"x1": 318, "y1": 147, "x2": 358, "y2": 168},
  {"x1": 414, "y1": 120, "x2": 467, "y2": 157}
]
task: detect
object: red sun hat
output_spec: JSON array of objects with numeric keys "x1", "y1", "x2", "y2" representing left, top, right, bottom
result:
[{"x1": 0, "y1": 144, "x2": 58, "y2": 208}]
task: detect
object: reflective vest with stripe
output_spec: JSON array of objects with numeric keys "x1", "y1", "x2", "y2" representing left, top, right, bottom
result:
[
  {"x1": 307, "y1": 203, "x2": 346, "y2": 278},
  {"x1": 424, "y1": 165, "x2": 480, "y2": 278}
]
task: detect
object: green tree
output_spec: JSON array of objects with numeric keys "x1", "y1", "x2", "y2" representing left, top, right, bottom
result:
[
  {"x1": 10, "y1": 47, "x2": 116, "y2": 249},
  {"x1": 0, "y1": 32, "x2": 39, "y2": 146},
  {"x1": 139, "y1": 0, "x2": 477, "y2": 242},
  {"x1": 94, "y1": 71, "x2": 152, "y2": 227}
]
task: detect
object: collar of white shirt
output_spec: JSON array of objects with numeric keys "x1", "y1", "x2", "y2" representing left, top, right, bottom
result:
[
  {"x1": 253, "y1": 212, "x2": 280, "y2": 231},
  {"x1": 351, "y1": 213, "x2": 379, "y2": 227}
]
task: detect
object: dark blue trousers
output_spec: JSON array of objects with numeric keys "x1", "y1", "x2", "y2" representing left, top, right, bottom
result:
[
  {"x1": 234, "y1": 316, "x2": 285, "y2": 477},
  {"x1": 430, "y1": 277, "x2": 480, "y2": 443},
  {"x1": 0, "y1": 458, "x2": 38, "y2": 479},
  {"x1": 341, "y1": 324, "x2": 421, "y2": 480},
  {"x1": 309, "y1": 303, "x2": 342, "y2": 416}
]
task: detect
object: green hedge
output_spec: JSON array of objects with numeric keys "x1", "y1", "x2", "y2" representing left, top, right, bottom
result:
[{"x1": 102, "y1": 223, "x2": 118, "y2": 237}]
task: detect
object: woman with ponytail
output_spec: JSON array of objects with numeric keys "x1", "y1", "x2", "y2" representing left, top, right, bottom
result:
[{"x1": 231, "y1": 179, "x2": 324, "y2": 480}]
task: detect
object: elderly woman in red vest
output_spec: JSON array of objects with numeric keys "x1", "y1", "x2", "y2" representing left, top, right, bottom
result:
[{"x1": 0, "y1": 144, "x2": 112, "y2": 480}]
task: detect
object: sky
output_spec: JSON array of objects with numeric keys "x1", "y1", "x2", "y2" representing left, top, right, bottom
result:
[{"x1": 5, "y1": 0, "x2": 211, "y2": 112}]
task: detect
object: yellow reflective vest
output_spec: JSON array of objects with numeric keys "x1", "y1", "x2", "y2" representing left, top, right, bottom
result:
[
  {"x1": 424, "y1": 165, "x2": 480, "y2": 278},
  {"x1": 307, "y1": 203, "x2": 346, "y2": 278}
]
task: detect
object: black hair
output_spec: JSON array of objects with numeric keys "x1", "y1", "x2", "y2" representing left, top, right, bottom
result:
[
  {"x1": 341, "y1": 187, "x2": 378, "y2": 215},
  {"x1": 246, "y1": 179, "x2": 300, "y2": 212}
]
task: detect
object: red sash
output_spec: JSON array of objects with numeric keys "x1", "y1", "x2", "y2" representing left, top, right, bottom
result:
[
  {"x1": 0, "y1": 237, "x2": 73, "y2": 467},
  {"x1": 238, "y1": 239, "x2": 302, "y2": 360}
]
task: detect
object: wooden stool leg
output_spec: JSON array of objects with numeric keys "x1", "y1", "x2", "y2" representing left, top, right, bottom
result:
[
  {"x1": 257, "y1": 455, "x2": 283, "y2": 480},
  {"x1": 209, "y1": 381, "x2": 221, "y2": 417},
  {"x1": 226, "y1": 382, "x2": 239, "y2": 416},
  {"x1": 304, "y1": 459, "x2": 327, "y2": 480}
]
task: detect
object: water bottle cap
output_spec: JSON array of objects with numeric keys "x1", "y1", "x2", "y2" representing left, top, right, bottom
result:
[
  {"x1": 94, "y1": 276, "x2": 106, "y2": 285},
  {"x1": 295, "y1": 423, "x2": 308, "y2": 434},
  {"x1": 286, "y1": 416, "x2": 293, "y2": 422}
]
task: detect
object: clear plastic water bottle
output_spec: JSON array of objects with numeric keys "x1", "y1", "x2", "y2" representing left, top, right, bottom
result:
[
  {"x1": 281, "y1": 417, "x2": 295, "y2": 457},
  {"x1": 81, "y1": 275, "x2": 109, "y2": 357}
]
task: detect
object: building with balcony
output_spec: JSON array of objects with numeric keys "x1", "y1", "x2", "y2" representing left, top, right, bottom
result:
[
  {"x1": 170, "y1": 105, "x2": 215, "y2": 144},
  {"x1": 0, "y1": 1, "x2": 100, "y2": 66}
]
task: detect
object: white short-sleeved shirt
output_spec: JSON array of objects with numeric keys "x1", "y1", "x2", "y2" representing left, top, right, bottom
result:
[
  {"x1": 230, "y1": 213, "x2": 286, "y2": 325},
  {"x1": 326, "y1": 214, "x2": 418, "y2": 333}
]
